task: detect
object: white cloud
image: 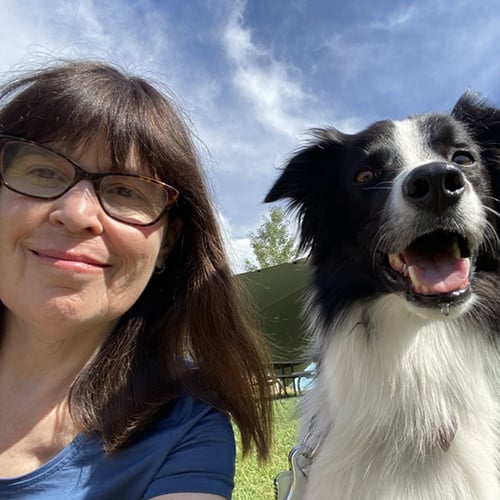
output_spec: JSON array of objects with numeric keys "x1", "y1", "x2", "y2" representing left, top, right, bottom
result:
[
  {"x1": 0, "y1": 0, "x2": 174, "y2": 81},
  {"x1": 368, "y1": 4, "x2": 417, "y2": 30},
  {"x1": 222, "y1": 1, "x2": 310, "y2": 139},
  {"x1": 217, "y1": 211, "x2": 256, "y2": 274},
  {"x1": 227, "y1": 237, "x2": 255, "y2": 274}
]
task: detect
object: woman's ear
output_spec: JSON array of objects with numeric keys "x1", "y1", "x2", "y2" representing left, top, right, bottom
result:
[{"x1": 156, "y1": 216, "x2": 183, "y2": 270}]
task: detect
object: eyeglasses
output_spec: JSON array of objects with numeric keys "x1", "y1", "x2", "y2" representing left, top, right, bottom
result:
[{"x1": 0, "y1": 135, "x2": 179, "y2": 226}]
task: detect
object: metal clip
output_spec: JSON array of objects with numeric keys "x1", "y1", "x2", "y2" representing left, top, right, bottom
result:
[{"x1": 274, "y1": 445, "x2": 313, "y2": 500}]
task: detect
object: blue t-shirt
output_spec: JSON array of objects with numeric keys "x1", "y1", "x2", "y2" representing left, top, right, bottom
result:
[{"x1": 0, "y1": 394, "x2": 235, "y2": 499}]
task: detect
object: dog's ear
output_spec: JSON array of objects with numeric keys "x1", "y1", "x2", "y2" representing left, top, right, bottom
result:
[
  {"x1": 265, "y1": 128, "x2": 345, "y2": 205},
  {"x1": 452, "y1": 91, "x2": 500, "y2": 145},
  {"x1": 453, "y1": 91, "x2": 500, "y2": 234},
  {"x1": 264, "y1": 143, "x2": 320, "y2": 204},
  {"x1": 265, "y1": 128, "x2": 347, "y2": 253}
]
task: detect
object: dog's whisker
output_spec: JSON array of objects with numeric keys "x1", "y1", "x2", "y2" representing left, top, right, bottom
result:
[
  {"x1": 484, "y1": 195, "x2": 500, "y2": 205},
  {"x1": 480, "y1": 220, "x2": 500, "y2": 253},
  {"x1": 362, "y1": 186, "x2": 392, "y2": 191},
  {"x1": 483, "y1": 204, "x2": 500, "y2": 220},
  {"x1": 371, "y1": 221, "x2": 393, "y2": 272}
]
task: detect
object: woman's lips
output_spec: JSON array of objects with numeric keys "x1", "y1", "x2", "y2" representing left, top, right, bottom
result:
[{"x1": 30, "y1": 248, "x2": 111, "y2": 268}]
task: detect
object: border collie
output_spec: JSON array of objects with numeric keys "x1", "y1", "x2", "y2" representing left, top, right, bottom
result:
[{"x1": 266, "y1": 93, "x2": 500, "y2": 499}]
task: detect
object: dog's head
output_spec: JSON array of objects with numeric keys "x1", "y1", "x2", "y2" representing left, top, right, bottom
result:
[{"x1": 266, "y1": 93, "x2": 500, "y2": 321}]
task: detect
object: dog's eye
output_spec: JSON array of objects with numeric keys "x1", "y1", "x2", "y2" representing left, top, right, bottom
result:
[
  {"x1": 452, "y1": 151, "x2": 475, "y2": 166},
  {"x1": 355, "y1": 170, "x2": 376, "y2": 184}
]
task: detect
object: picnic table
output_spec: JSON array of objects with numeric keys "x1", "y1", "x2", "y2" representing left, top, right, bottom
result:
[{"x1": 272, "y1": 359, "x2": 315, "y2": 397}]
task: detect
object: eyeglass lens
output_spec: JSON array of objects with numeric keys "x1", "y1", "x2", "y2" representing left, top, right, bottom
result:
[{"x1": 0, "y1": 140, "x2": 174, "y2": 225}]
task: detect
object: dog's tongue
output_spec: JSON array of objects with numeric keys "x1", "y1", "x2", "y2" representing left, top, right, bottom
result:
[{"x1": 402, "y1": 247, "x2": 470, "y2": 295}]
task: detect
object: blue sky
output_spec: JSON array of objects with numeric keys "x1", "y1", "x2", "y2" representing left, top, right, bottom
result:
[{"x1": 1, "y1": 0, "x2": 500, "y2": 271}]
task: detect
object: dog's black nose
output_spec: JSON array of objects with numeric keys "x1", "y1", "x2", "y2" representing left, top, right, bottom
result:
[{"x1": 402, "y1": 162, "x2": 465, "y2": 213}]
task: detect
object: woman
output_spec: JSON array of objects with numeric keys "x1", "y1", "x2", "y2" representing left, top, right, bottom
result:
[{"x1": 0, "y1": 60, "x2": 273, "y2": 499}]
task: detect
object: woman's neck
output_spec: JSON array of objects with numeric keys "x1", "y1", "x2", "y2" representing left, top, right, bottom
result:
[
  {"x1": 0, "y1": 313, "x2": 115, "y2": 386},
  {"x1": 0, "y1": 314, "x2": 117, "y2": 477}
]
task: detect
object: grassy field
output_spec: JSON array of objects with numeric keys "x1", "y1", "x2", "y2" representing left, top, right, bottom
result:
[{"x1": 233, "y1": 396, "x2": 300, "y2": 500}]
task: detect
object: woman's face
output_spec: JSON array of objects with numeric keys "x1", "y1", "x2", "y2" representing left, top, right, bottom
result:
[{"x1": 0, "y1": 137, "x2": 172, "y2": 341}]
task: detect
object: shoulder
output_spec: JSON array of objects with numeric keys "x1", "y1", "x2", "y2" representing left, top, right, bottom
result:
[
  {"x1": 143, "y1": 393, "x2": 236, "y2": 473},
  {"x1": 84, "y1": 394, "x2": 236, "y2": 498},
  {"x1": 152, "y1": 393, "x2": 232, "y2": 435},
  {"x1": 141, "y1": 394, "x2": 236, "y2": 499},
  {"x1": 148, "y1": 393, "x2": 236, "y2": 463}
]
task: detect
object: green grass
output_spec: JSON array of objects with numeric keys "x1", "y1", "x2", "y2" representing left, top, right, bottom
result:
[{"x1": 233, "y1": 397, "x2": 300, "y2": 500}]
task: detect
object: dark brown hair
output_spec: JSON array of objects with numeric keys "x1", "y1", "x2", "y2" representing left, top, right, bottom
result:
[{"x1": 0, "y1": 60, "x2": 273, "y2": 458}]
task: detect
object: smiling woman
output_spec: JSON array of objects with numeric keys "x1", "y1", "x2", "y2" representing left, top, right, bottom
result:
[{"x1": 0, "y1": 60, "x2": 273, "y2": 500}]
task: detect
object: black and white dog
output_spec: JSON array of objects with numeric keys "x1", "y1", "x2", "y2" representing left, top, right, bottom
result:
[{"x1": 266, "y1": 93, "x2": 500, "y2": 499}]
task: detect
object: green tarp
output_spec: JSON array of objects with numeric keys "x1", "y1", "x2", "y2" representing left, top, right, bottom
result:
[{"x1": 237, "y1": 260, "x2": 310, "y2": 362}]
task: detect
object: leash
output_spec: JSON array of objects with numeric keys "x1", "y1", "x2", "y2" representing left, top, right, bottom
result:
[
  {"x1": 274, "y1": 444, "x2": 313, "y2": 500},
  {"x1": 274, "y1": 418, "x2": 325, "y2": 500}
]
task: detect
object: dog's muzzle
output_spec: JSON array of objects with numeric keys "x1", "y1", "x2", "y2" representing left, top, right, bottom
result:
[{"x1": 382, "y1": 162, "x2": 479, "y2": 309}]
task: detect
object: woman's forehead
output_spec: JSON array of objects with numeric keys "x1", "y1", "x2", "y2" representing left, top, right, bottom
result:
[{"x1": 52, "y1": 136, "x2": 148, "y2": 175}]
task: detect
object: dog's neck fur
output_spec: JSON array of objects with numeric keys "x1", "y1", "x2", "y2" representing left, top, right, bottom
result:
[{"x1": 300, "y1": 295, "x2": 500, "y2": 499}]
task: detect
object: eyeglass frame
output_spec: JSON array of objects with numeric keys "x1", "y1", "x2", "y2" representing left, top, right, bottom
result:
[{"x1": 0, "y1": 135, "x2": 180, "y2": 226}]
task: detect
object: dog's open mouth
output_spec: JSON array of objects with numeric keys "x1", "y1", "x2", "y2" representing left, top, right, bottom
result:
[{"x1": 387, "y1": 231, "x2": 471, "y2": 300}]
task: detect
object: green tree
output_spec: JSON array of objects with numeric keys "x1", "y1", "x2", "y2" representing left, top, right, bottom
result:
[{"x1": 244, "y1": 206, "x2": 296, "y2": 271}]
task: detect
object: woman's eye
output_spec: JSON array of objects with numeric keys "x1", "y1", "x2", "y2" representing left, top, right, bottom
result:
[
  {"x1": 355, "y1": 169, "x2": 376, "y2": 184},
  {"x1": 107, "y1": 185, "x2": 147, "y2": 203},
  {"x1": 452, "y1": 151, "x2": 475, "y2": 166},
  {"x1": 29, "y1": 166, "x2": 58, "y2": 178},
  {"x1": 115, "y1": 186, "x2": 135, "y2": 198},
  {"x1": 25, "y1": 165, "x2": 69, "y2": 184}
]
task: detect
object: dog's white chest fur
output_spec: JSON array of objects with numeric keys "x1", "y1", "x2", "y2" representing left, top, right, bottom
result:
[{"x1": 301, "y1": 296, "x2": 500, "y2": 500}]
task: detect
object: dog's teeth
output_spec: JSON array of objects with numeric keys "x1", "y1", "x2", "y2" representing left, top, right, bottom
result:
[
  {"x1": 389, "y1": 253, "x2": 405, "y2": 272},
  {"x1": 408, "y1": 265, "x2": 421, "y2": 291},
  {"x1": 407, "y1": 267, "x2": 431, "y2": 294},
  {"x1": 464, "y1": 257, "x2": 471, "y2": 275},
  {"x1": 451, "y1": 240, "x2": 461, "y2": 259},
  {"x1": 389, "y1": 254, "x2": 396, "y2": 268}
]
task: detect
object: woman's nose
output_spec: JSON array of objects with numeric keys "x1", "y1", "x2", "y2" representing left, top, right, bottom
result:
[{"x1": 48, "y1": 181, "x2": 105, "y2": 233}]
